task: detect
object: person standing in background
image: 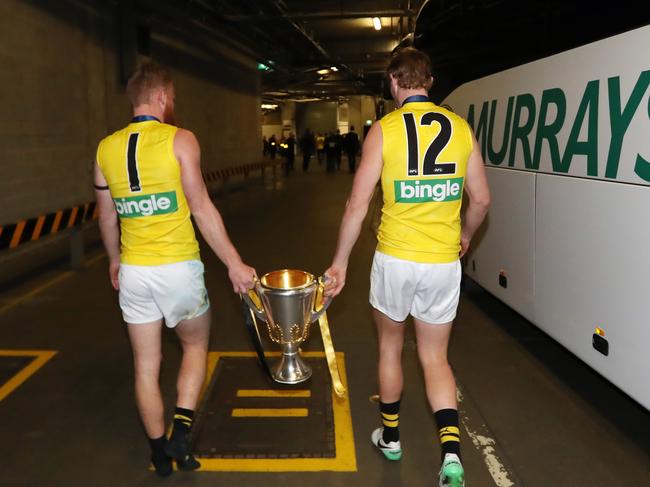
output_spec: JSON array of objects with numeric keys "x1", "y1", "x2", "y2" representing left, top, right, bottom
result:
[
  {"x1": 334, "y1": 129, "x2": 343, "y2": 170},
  {"x1": 268, "y1": 134, "x2": 277, "y2": 159},
  {"x1": 300, "y1": 128, "x2": 315, "y2": 171},
  {"x1": 286, "y1": 132, "x2": 296, "y2": 174},
  {"x1": 316, "y1": 132, "x2": 325, "y2": 164},
  {"x1": 344, "y1": 126, "x2": 360, "y2": 173}
]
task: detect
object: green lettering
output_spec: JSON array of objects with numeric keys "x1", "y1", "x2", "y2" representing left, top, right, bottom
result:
[
  {"x1": 533, "y1": 88, "x2": 566, "y2": 170},
  {"x1": 508, "y1": 94, "x2": 536, "y2": 168},
  {"x1": 487, "y1": 97, "x2": 514, "y2": 165},
  {"x1": 468, "y1": 101, "x2": 489, "y2": 159},
  {"x1": 560, "y1": 80, "x2": 599, "y2": 175},
  {"x1": 633, "y1": 93, "x2": 650, "y2": 182},
  {"x1": 605, "y1": 71, "x2": 650, "y2": 179}
]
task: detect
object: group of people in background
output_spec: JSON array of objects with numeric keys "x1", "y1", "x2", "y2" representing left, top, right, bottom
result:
[{"x1": 263, "y1": 126, "x2": 361, "y2": 174}]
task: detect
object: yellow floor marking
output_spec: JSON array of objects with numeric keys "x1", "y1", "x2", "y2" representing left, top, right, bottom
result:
[
  {"x1": 236, "y1": 389, "x2": 311, "y2": 398},
  {"x1": 0, "y1": 350, "x2": 57, "y2": 402},
  {"x1": 0, "y1": 252, "x2": 106, "y2": 315},
  {"x1": 197, "y1": 351, "x2": 357, "y2": 472},
  {"x1": 232, "y1": 408, "x2": 308, "y2": 417}
]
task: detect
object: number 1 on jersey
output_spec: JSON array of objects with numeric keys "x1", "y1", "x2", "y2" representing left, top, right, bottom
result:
[
  {"x1": 127, "y1": 133, "x2": 142, "y2": 192},
  {"x1": 403, "y1": 112, "x2": 456, "y2": 176}
]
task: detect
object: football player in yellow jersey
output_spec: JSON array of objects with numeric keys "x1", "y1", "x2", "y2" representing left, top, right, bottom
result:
[
  {"x1": 324, "y1": 48, "x2": 490, "y2": 487},
  {"x1": 94, "y1": 62, "x2": 256, "y2": 476}
]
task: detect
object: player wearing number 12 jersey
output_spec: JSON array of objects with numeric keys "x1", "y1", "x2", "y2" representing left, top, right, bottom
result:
[
  {"x1": 94, "y1": 61, "x2": 256, "y2": 476},
  {"x1": 324, "y1": 48, "x2": 491, "y2": 486}
]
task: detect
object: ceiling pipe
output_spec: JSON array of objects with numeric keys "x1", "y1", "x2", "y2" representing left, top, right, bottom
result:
[{"x1": 224, "y1": 10, "x2": 416, "y2": 22}]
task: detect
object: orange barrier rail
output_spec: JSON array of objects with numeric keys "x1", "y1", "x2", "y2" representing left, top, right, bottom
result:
[{"x1": 0, "y1": 160, "x2": 281, "y2": 252}]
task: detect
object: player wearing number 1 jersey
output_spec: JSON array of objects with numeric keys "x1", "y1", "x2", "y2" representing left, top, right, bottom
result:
[
  {"x1": 94, "y1": 61, "x2": 256, "y2": 476},
  {"x1": 324, "y1": 48, "x2": 490, "y2": 486}
]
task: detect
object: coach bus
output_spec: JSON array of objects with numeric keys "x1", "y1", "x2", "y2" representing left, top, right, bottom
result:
[{"x1": 436, "y1": 24, "x2": 650, "y2": 410}]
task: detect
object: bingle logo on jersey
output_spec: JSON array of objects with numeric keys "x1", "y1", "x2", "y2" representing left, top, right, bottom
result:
[
  {"x1": 394, "y1": 178, "x2": 463, "y2": 203},
  {"x1": 113, "y1": 191, "x2": 178, "y2": 218}
]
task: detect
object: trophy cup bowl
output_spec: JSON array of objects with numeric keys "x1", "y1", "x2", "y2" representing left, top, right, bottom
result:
[{"x1": 242, "y1": 269, "x2": 330, "y2": 384}]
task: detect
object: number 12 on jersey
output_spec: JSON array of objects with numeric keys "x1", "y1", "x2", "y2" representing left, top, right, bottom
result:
[{"x1": 403, "y1": 112, "x2": 456, "y2": 176}]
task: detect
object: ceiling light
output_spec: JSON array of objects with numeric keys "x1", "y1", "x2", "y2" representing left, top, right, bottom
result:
[
  {"x1": 261, "y1": 103, "x2": 278, "y2": 110},
  {"x1": 330, "y1": 66, "x2": 338, "y2": 72},
  {"x1": 317, "y1": 68, "x2": 330, "y2": 75},
  {"x1": 372, "y1": 17, "x2": 381, "y2": 30}
]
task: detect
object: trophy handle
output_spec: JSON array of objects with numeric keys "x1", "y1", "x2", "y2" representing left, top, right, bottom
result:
[
  {"x1": 241, "y1": 282, "x2": 267, "y2": 322},
  {"x1": 311, "y1": 275, "x2": 333, "y2": 322}
]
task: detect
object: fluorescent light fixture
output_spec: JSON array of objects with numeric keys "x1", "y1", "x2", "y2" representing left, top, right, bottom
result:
[
  {"x1": 317, "y1": 68, "x2": 330, "y2": 75},
  {"x1": 330, "y1": 66, "x2": 338, "y2": 72},
  {"x1": 372, "y1": 17, "x2": 381, "y2": 30},
  {"x1": 261, "y1": 103, "x2": 278, "y2": 110}
]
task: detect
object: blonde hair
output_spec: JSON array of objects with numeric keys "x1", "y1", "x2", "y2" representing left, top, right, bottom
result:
[
  {"x1": 126, "y1": 61, "x2": 172, "y2": 106},
  {"x1": 387, "y1": 47, "x2": 433, "y2": 90}
]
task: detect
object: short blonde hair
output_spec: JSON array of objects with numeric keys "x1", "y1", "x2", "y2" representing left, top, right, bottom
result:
[
  {"x1": 387, "y1": 47, "x2": 433, "y2": 90},
  {"x1": 126, "y1": 61, "x2": 172, "y2": 106}
]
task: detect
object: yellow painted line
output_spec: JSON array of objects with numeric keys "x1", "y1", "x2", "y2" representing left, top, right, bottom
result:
[
  {"x1": 9, "y1": 220, "x2": 26, "y2": 248},
  {"x1": 232, "y1": 408, "x2": 308, "y2": 417},
  {"x1": 0, "y1": 252, "x2": 106, "y2": 315},
  {"x1": 198, "y1": 351, "x2": 357, "y2": 472},
  {"x1": 237, "y1": 389, "x2": 311, "y2": 398},
  {"x1": 0, "y1": 350, "x2": 57, "y2": 402},
  {"x1": 31, "y1": 215, "x2": 46, "y2": 241},
  {"x1": 50, "y1": 211, "x2": 63, "y2": 234}
]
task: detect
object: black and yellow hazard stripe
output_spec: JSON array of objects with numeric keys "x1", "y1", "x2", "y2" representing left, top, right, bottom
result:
[
  {"x1": 0, "y1": 160, "x2": 279, "y2": 252},
  {"x1": 0, "y1": 202, "x2": 97, "y2": 252}
]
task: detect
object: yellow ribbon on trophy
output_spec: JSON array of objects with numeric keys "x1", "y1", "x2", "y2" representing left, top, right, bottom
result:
[{"x1": 315, "y1": 279, "x2": 347, "y2": 398}]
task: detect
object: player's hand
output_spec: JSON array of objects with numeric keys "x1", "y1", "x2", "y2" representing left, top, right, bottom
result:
[
  {"x1": 229, "y1": 260, "x2": 257, "y2": 294},
  {"x1": 323, "y1": 264, "x2": 346, "y2": 298},
  {"x1": 460, "y1": 234, "x2": 470, "y2": 258},
  {"x1": 109, "y1": 259, "x2": 120, "y2": 291}
]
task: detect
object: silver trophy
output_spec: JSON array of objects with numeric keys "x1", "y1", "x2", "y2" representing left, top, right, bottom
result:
[{"x1": 242, "y1": 269, "x2": 331, "y2": 384}]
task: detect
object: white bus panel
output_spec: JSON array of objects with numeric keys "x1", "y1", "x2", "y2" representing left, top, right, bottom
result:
[{"x1": 445, "y1": 24, "x2": 650, "y2": 409}]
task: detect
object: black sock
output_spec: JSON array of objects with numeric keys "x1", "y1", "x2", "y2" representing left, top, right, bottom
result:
[
  {"x1": 434, "y1": 408, "x2": 461, "y2": 461},
  {"x1": 170, "y1": 407, "x2": 194, "y2": 440},
  {"x1": 166, "y1": 407, "x2": 200, "y2": 470},
  {"x1": 148, "y1": 435, "x2": 172, "y2": 477},
  {"x1": 380, "y1": 400, "x2": 400, "y2": 444}
]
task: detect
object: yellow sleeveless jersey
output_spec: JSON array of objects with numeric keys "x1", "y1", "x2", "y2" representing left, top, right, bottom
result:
[
  {"x1": 96, "y1": 119, "x2": 200, "y2": 266},
  {"x1": 377, "y1": 99, "x2": 473, "y2": 263}
]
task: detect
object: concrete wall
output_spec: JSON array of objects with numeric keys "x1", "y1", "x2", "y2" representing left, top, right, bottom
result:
[
  {"x1": 0, "y1": 0, "x2": 260, "y2": 227},
  {"x1": 295, "y1": 101, "x2": 338, "y2": 136}
]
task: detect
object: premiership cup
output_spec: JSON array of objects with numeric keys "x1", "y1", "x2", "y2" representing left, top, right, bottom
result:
[{"x1": 242, "y1": 269, "x2": 331, "y2": 384}]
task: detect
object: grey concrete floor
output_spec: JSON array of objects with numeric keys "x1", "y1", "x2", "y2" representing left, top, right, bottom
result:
[{"x1": 0, "y1": 162, "x2": 648, "y2": 487}]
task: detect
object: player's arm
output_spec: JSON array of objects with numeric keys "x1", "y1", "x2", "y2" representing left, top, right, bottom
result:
[
  {"x1": 94, "y1": 162, "x2": 121, "y2": 290},
  {"x1": 175, "y1": 129, "x2": 256, "y2": 293},
  {"x1": 324, "y1": 122, "x2": 383, "y2": 297},
  {"x1": 461, "y1": 133, "x2": 491, "y2": 257}
]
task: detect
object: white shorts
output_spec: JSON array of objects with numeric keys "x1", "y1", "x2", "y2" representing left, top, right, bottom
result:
[
  {"x1": 118, "y1": 260, "x2": 210, "y2": 328},
  {"x1": 369, "y1": 251, "x2": 461, "y2": 324}
]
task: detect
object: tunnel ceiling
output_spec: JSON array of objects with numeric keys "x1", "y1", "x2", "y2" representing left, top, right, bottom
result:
[
  {"x1": 415, "y1": 0, "x2": 650, "y2": 102},
  {"x1": 131, "y1": 0, "x2": 649, "y2": 103},
  {"x1": 131, "y1": 0, "x2": 425, "y2": 101}
]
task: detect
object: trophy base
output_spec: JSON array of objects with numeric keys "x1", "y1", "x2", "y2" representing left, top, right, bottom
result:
[{"x1": 272, "y1": 351, "x2": 312, "y2": 384}]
